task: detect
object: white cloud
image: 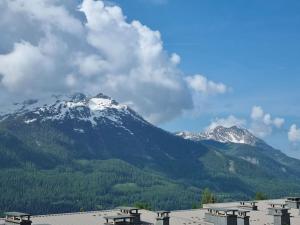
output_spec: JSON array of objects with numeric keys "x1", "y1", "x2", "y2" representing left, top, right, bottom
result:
[
  {"x1": 0, "y1": 0, "x2": 212, "y2": 124},
  {"x1": 0, "y1": 41, "x2": 54, "y2": 92},
  {"x1": 6, "y1": 0, "x2": 83, "y2": 35},
  {"x1": 206, "y1": 115, "x2": 246, "y2": 130},
  {"x1": 170, "y1": 53, "x2": 181, "y2": 65},
  {"x1": 251, "y1": 106, "x2": 264, "y2": 120},
  {"x1": 273, "y1": 117, "x2": 285, "y2": 128},
  {"x1": 250, "y1": 106, "x2": 285, "y2": 138},
  {"x1": 288, "y1": 124, "x2": 300, "y2": 143},
  {"x1": 75, "y1": 54, "x2": 108, "y2": 77},
  {"x1": 185, "y1": 74, "x2": 228, "y2": 95}
]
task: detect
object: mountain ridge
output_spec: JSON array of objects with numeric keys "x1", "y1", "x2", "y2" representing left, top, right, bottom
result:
[
  {"x1": 0, "y1": 92, "x2": 207, "y2": 176},
  {"x1": 0, "y1": 93, "x2": 149, "y2": 128},
  {"x1": 176, "y1": 125, "x2": 267, "y2": 147}
]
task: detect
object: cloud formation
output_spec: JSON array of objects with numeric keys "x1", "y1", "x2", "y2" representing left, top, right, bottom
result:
[
  {"x1": 0, "y1": 0, "x2": 228, "y2": 123},
  {"x1": 185, "y1": 74, "x2": 228, "y2": 95},
  {"x1": 288, "y1": 124, "x2": 300, "y2": 143},
  {"x1": 250, "y1": 106, "x2": 285, "y2": 137}
]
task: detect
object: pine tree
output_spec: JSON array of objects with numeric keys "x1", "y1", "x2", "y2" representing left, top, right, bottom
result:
[{"x1": 200, "y1": 188, "x2": 216, "y2": 207}]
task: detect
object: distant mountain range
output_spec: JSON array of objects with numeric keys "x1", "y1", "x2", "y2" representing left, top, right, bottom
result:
[
  {"x1": 0, "y1": 93, "x2": 300, "y2": 214},
  {"x1": 176, "y1": 126, "x2": 266, "y2": 147}
]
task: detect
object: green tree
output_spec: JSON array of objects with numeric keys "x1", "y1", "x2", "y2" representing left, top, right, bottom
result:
[
  {"x1": 201, "y1": 188, "x2": 216, "y2": 207},
  {"x1": 191, "y1": 203, "x2": 199, "y2": 209},
  {"x1": 134, "y1": 202, "x2": 152, "y2": 210},
  {"x1": 254, "y1": 192, "x2": 268, "y2": 200}
]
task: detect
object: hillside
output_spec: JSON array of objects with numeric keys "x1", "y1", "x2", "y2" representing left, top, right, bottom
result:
[{"x1": 0, "y1": 93, "x2": 300, "y2": 214}]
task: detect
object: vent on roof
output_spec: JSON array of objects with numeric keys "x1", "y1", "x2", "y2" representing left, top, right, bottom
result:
[
  {"x1": 268, "y1": 203, "x2": 291, "y2": 225},
  {"x1": 156, "y1": 211, "x2": 170, "y2": 225},
  {"x1": 285, "y1": 197, "x2": 300, "y2": 209}
]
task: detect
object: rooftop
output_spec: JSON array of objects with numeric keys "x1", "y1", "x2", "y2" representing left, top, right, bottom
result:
[{"x1": 0, "y1": 199, "x2": 299, "y2": 225}]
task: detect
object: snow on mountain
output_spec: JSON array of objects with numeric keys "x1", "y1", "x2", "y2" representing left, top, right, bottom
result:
[
  {"x1": 176, "y1": 126, "x2": 264, "y2": 146},
  {"x1": 0, "y1": 94, "x2": 265, "y2": 147},
  {"x1": 0, "y1": 93, "x2": 149, "y2": 129}
]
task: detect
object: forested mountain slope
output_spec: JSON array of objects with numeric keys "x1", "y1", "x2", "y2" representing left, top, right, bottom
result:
[{"x1": 0, "y1": 93, "x2": 300, "y2": 214}]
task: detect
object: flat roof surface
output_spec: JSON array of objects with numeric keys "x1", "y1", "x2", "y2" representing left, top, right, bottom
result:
[{"x1": 0, "y1": 199, "x2": 299, "y2": 225}]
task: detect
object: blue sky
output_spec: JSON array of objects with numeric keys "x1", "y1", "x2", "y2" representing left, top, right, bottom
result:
[
  {"x1": 112, "y1": 0, "x2": 300, "y2": 157},
  {"x1": 0, "y1": 0, "x2": 299, "y2": 158}
]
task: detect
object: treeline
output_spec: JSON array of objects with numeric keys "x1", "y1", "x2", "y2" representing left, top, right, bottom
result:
[
  {"x1": 0, "y1": 159, "x2": 199, "y2": 214},
  {"x1": 0, "y1": 158, "x2": 298, "y2": 215}
]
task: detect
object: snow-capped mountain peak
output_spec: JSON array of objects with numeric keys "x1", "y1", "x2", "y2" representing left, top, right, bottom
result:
[
  {"x1": 0, "y1": 93, "x2": 148, "y2": 128},
  {"x1": 176, "y1": 126, "x2": 264, "y2": 146}
]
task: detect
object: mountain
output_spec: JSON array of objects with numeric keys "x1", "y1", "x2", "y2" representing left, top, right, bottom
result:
[
  {"x1": 176, "y1": 125, "x2": 300, "y2": 193},
  {"x1": 1, "y1": 93, "x2": 148, "y2": 130},
  {"x1": 176, "y1": 126, "x2": 265, "y2": 146},
  {"x1": 1, "y1": 93, "x2": 300, "y2": 214},
  {"x1": 0, "y1": 93, "x2": 209, "y2": 213},
  {"x1": 0, "y1": 93, "x2": 207, "y2": 176}
]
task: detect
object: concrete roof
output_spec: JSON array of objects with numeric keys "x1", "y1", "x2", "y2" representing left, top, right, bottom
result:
[{"x1": 0, "y1": 199, "x2": 299, "y2": 225}]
